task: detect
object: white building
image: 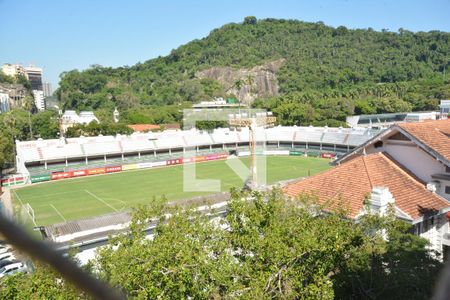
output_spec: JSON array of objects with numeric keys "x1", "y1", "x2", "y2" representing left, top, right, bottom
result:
[
  {"x1": 61, "y1": 110, "x2": 99, "y2": 132},
  {"x1": 43, "y1": 82, "x2": 52, "y2": 97},
  {"x1": 405, "y1": 111, "x2": 437, "y2": 122},
  {"x1": 192, "y1": 97, "x2": 242, "y2": 109},
  {"x1": 0, "y1": 93, "x2": 10, "y2": 113},
  {"x1": 32, "y1": 90, "x2": 45, "y2": 111}
]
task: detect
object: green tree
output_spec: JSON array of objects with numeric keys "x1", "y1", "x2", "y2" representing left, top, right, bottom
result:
[
  {"x1": 333, "y1": 209, "x2": 442, "y2": 299},
  {"x1": 0, "y1": 71, "x2": 14, "y2": 84},
  {"x1": 54, "y1": 18, "x2": 450, "y2": 124},
  {"x1": 0, "y1": 131, "x2": 14, "y2": 175},
  {"x1": 0, "y1": 189, "x2": 442, "y2": 299},
  {"x1": 243, "y1": 16, "x2": 257, "y2": 25},
  {"x1": 32, "y1": 111, "x2": 60, "y2": 139},
  {"x1": 0, "y1": 262, "x2": 85, "y2": 299},
  {"x1": 195, "y1": 120, "x2": 227, "y2": 131}
]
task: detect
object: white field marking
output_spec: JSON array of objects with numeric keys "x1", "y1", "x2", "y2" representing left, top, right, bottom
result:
[
  {"x1": 12, "y1": 190, "x2": 24, "y2": 206},
  {"x1": 84, "y1": 190, "x2": 118, "y2": 212},
  {"x1": 97, "y1": 197, "x2": 126, "y2": 205},
  {"x1": 100, "y1": 197, "x2": 126, "y2": 210},
  {"x1": 50, "y1": 204, "x2": 67, "y2": 222},
  {"x1": 111, "y1": 198, "x2": 126, "y2": 205}
]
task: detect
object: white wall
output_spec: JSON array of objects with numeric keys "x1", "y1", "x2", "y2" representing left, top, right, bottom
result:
[
  {"x1": 420, "y1": 214, "x2": 446, "y2": 259},
  {"x1": 384, "y1": 141, "x2": 444, "y2": 182},
  {"x1": 32, "y1": 90, "x2": 45, "y2": 111},
  {"x1": 366, "y1": 140, "x2": 445, "y2": 180},
  {"x1": 365, "y1": 137, "x2": 450, "y2": 200}
]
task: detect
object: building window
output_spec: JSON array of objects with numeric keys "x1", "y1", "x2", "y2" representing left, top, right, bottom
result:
[
  {"x1": 446, "y1": 186, "x2": 450, "y2": 194},
  {"x1": 446, "y1": 166, "x2": 450, "y2": 173}
]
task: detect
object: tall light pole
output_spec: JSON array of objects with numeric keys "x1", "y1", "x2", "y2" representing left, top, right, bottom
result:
[{"x1": 229, "y1": 111, "x2": 276, "y2": 190}]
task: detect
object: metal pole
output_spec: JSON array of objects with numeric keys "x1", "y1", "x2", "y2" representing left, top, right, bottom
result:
[
  {"x1": 0, "y1": 215, "x2": 126, "y2": 300},
  {"x1": 251, "y1": 124, "x2": 257, "y2": 186}
]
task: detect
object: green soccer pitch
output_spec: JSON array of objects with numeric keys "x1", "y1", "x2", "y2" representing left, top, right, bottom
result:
[{"x1": 12, "y1": 156, "x2": 331, "y2": 226}]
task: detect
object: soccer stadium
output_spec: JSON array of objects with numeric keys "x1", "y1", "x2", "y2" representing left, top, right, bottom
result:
[{"x1": 6, "y1": 125, "x2": 379, "y2": 226}]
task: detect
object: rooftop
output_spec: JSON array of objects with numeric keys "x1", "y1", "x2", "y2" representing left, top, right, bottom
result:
[
  {"x1": 397, "y1": 119, "x2": 450, "y2": 163},
  {"x1": 128, "y1": 124, "x2": 161, "y2": 132},
  {"x1": 283, "y1": 152, "x2": 449, "y2": 220}
]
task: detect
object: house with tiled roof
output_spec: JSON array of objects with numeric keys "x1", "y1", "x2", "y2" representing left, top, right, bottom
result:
[
  {"x1": 337, "y1": 119, "x2": 450, "y2": 200},
  {"x1": 284, "y1": 119, "x2": 450, "y2": 258}
]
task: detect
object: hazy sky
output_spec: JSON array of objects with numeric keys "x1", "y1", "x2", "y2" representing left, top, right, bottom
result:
[{"x1": 1, "y1": 0, "x2": 449, "y2": 89}]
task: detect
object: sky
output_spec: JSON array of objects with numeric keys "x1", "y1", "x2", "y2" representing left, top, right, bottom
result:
[{"x1": 1, "y1": 0, "x2": 450, "y2": 89}]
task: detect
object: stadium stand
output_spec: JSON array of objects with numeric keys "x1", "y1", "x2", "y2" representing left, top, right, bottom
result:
[
  {"x1": 210, "y1": 128, "x2": 239, "y2": 144},
  {"x1": 14, "y1": 125, "x2": 380, "y2": 183}
]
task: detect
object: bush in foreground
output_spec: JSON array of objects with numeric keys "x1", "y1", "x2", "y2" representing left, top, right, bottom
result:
[{"x1": 0, "y1": 189, "x2": 442, "y2": 299}]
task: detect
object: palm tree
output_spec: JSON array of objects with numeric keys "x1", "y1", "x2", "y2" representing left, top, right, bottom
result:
[
  {"x1": 22, "y1": 95, "x2": 35, "y2": 140},
  {"x1": 234, "y1": 79, "x2": 244, "y2": 111},
  {"x1": 234, "y1": 79, "x2": 244, "y2": 91}
]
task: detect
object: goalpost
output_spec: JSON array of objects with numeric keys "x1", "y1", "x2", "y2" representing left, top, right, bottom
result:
[{"x1": 24, "y1": 203, "x2": 36, "y2": 226}]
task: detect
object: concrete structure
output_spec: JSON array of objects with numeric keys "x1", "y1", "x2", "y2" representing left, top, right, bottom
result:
[
  {"x1": 43, "y1": 82, "x2": 52, "y2": 97},
  {"x1": 346, "y1": 111, "x2": 439, "y2": 129},
  {"x1": 285, "y1": 119, "x2": 450, "y2": 259},
  {"x1": 0, "y1": 93, "x2": 10, "y2": 113},
  {"x1": 32, "y1": 90, "x2": 45, "y2": 111}
]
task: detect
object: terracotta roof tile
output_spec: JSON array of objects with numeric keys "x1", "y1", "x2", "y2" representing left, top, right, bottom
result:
[
  {"x1": 283, "y1": 152, "x2": 449, "y2": 220},
  {"x1": 128, "y1": 124, "x2": 161, "y2": 132},
  {"x1": 398, "y1": 119, "x2": 450, "y2": 162}
]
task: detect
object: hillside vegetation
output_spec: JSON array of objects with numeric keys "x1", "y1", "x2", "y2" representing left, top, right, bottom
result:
[{"x1": 56, "y1": 17, "x2": 450, "y2": 126}]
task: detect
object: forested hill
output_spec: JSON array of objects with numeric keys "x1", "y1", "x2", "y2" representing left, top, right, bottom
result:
[{"x1": 58, "y1": 17, "x2": 450, "y2": 126}]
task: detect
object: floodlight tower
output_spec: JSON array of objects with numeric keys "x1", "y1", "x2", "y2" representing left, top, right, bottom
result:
[{"x1": 229, "y1": 111, "x2": 276, "y2": 190}]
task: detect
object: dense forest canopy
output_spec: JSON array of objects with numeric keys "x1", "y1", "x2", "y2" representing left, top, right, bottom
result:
[{"x1": 57, "y1": 18, "x2": 450, "y2": 126}]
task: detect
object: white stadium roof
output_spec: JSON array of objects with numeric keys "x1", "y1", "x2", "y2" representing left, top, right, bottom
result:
[{"x1": 15, "y1": 126, "x2": 379, "y2": 163}]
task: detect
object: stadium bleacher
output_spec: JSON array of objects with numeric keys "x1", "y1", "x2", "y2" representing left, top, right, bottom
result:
[{"x1": 15, "y1": 125, "x2": 381, "y2": 179}]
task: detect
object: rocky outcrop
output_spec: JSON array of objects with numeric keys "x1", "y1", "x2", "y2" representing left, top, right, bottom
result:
[{"x1": 196, "y1": 58, "x2": 285, "y2": 104}]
